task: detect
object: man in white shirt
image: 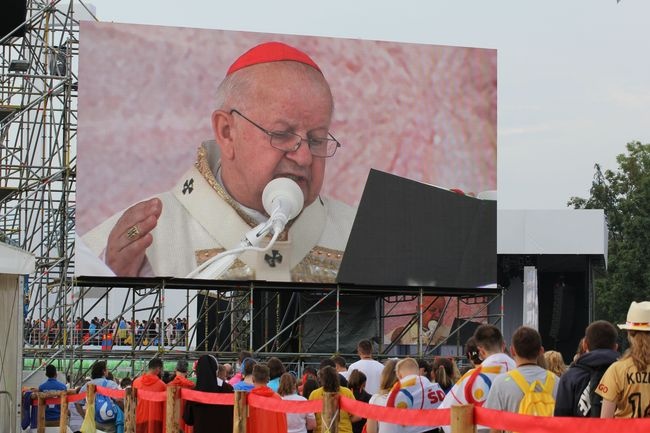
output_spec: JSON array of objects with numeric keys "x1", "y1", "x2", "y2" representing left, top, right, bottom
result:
[
  {"x1": 439, "y1": 324, "x2": 516, "y2": 433},
  {"x1": 347, "y1": 339, "x2": 385, "y2": 395},
  {"x1": 387, "y1": 358, "x2": 445, "y2": 433}
]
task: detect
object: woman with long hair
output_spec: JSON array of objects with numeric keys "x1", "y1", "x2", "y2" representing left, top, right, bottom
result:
[
  {"x1": 598, "y1": 302, "x2": 650, "y2": 418},
  {"x1": 183, "y1": 354, "x2": 233, "y2": 433},
  {"x1": 347, "y1": 369, "x2": 371, "y2": 433},
  {"x1": 432, "y1": 357, "x2": 460, "y2": 394},
  {"x1": 366, "y1": 359, "x2": 398, "y2": 433},
  {"x1": 308, "y1": 366, "x2": 358, "y2": 433},
  {"x1": 278, "y1": 373, "x2": 316, "y2": 433},
  {"x1": 267, "y1": 357, "x2": 286, "y2": 392}
]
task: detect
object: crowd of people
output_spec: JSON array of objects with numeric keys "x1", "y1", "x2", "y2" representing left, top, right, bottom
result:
[
  {"x1": 29, "y1": 301, "x2": 650, "y2": 433},
  {"x1": 24, "y1": 316, "x2": 189, "y2": 347}
]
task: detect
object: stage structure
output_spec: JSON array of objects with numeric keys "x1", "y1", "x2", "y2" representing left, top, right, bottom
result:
[
  {"x1": 1, "y1": 0, "x2": 81, "y2": 385},
  {"x1": 2, "y1": 1, "x2": 503, "y2": 387}
]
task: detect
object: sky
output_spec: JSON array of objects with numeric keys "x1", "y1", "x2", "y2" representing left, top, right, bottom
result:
[{"x1": 84, "y1": 0, "x2": 650, "y2": 209}]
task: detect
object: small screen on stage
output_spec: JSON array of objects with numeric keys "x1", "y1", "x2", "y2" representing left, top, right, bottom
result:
[
  {"x1": 338, "y1": 169, "x2": 497, "y2": 289},
  {"x1": 75, "y1": 22, "x2": 496, "y2": 289}
]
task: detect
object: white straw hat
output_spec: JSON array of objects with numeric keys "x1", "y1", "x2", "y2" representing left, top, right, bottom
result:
[{"x1": 618, "y1": 301, "x2": 650, "y2": 331}]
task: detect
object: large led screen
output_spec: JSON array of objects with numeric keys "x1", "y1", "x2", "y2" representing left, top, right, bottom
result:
[{"x1": 76, "y1": 21, "x2": 496, "y2": 288}]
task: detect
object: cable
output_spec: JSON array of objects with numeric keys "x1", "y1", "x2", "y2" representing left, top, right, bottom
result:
[{"x1": 185, "y1": 221, "x2": 282, "y2": 279}]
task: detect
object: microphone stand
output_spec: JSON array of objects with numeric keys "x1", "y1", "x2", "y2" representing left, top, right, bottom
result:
[{"x1": 186, "y1": 219, "x2": 280, "y2": 280}]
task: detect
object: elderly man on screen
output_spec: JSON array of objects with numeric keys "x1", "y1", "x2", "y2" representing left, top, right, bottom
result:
[{"x1": 82, "y1": 42, "x2": 355, "y2": 282}]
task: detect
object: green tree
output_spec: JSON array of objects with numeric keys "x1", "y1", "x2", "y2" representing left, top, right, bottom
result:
[{"x1": 568, "y1": 141, "x2": 650, "y2": 323}]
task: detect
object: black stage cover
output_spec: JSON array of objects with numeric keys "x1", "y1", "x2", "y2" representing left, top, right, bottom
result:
[{"x1": 337, "y1": 169, "x2": 496, "y2": 289}]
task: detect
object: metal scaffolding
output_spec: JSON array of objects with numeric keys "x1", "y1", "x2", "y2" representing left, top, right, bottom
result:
[
  {"x1": 2, "y1": 1, "x2": 503, "y2": 387},
  {"x1": 1, "y1": 0, "x2": 79, "y2": 381}
]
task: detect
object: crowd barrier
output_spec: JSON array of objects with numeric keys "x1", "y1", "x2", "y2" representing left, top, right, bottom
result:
[{"x1": 27, "y1": 384, "x2": 650, "y2": 433}]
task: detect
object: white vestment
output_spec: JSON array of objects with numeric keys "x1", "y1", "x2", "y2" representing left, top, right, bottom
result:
[{"x1": 82, "y1": 142, "x2": 356, "y2": 283}]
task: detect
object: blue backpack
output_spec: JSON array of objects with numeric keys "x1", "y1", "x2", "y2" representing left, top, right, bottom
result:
[{"x1": 94, "y1": 379, "x2": 117, "y2": 423}]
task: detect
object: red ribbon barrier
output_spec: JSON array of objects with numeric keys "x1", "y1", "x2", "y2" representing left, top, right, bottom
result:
[
  {"x1": 135, "y1": 389, "x2": 167, "y2": 402},
  {"x1": 248, "y1": 393, "x2": 322, "y2": 413},
  {"x1": 32, "y1": 392, "x2": 87, "y2": 406},
  {"x1": 340, "y1": 397, "x2": 450, "y2": 426},
  {"x1": 180, "y1": 389, "x2": 235, "y2": 405},
  {"x1": 475, "y1": 406, "x2": 650, "y2": 433},
  {"x1": 96, "y1": 386, "x2": 126, "y2": 399}
]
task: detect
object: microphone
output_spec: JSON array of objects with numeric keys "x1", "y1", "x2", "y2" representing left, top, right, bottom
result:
[
  {"x1": 262, "y1": 177, "x2": 304, "y2": 234},
  {"x1": 187, "y1": 177, "x2": 303, "y2": 279}
]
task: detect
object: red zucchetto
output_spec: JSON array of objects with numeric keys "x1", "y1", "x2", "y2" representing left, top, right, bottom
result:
[{"x1": 226, "y1": 41, "x2": 322, "y2": 76}]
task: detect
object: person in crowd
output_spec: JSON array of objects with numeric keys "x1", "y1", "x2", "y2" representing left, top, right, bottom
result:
[
  {"x1": 302, "y1": 377, "x2": 320, "y2": 400},
  {"x1": 278, "y1": 372, "x2": 317, "y2": 433},
  {"x1": 168, "y1": 360, "x2": 195, "y2": 389},
  {"x1": 165, "y1": 318, "x2": 175, "y2": 345},
  {"x1": 184, "y1": 354, "x2": 233, "y2": 433},
  {"x1": 223, "y1": 363, "x2": 234, "y2": 380},
  {"x1": 418, "y1": 358, "x2": 433, "y2": 381},
  {"x1": 76, "y1": 361, "x2": 123, "y2": 433},
  {"x1": 267, "y1": 357, "x2": 286, "y2": 392},
  {"x1": 597, "y1": 301, "x2": 650, "y2": 418},
  {"x1": 120, "y1": 377, "x2": 132, "y2": 389},
  {"x1": 38, "y1": 364, "x2": 67, "y2": 426},
  {"x1": 432, "y1": 357, "x2": 459, "y2": 395},
  {"x1": 366, "y1": 359, "x2": 399, "y2": 433},
  {"x1": 233, "y1": 358, "x2": 256, "y2": 392},
  {"x1": 440, "y1": 325, "x2": 515, "y2": 410},
  {"x1": 347, "y1": 369, "x2": 372, "y2": 433},
  {"x1": 167, "y1": 359, "x2": 195, "y2": 433},
  {"x1": 464, "y1": 336, "x2": 482, "y2": 368},
  {"x1": 484, "y1": 326, "x2": 559, "y2": 433},
  {"x1": 333, "y1": 355, "x2": 349, "y2": 380},
  {"x1": 554, "y1": 320, "x2": 619, "y2": 417},
  {"x1": 543, "y1": 350, "x2": 567, "y2": 377},
  {"x1": 217, "y1": 364, "x2": 228, "y2": 381},
  {"x1": 81, "y1": 41, "x2": 354, "y2": 282},
  {"x1": 248, "y1": 364, "x2": 288, "y2": 433},
  {"x1": 348, "y1": 340, "x2": 384, "y2": 394},
  {"x1": 572, "y1": 337, "x2": 587, "y2": 364},
  {"x1": 320, "y1": 358, "x2": 348, "y2": 387},
  {"x1": 309, "y1": 366, "x2": 358, "y2": 433},
  {"x1": 229, "y1": 351, "x2": 253, "y2": 386},
  {"x1": 387, "y1": 358, "x2": 445, "y2": 433},
  {"x1": 299, "y1": 366, "x2": 318, "y2": 395},
  {"x1": 117, "y1": 316, "x2": 128, "y2": 345},
  {"x1": 132, "y1": 357, "x2": 166, "y2": 433}
]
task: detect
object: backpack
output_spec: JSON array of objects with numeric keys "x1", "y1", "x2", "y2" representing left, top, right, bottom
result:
[
  {"x1": 574, "y1": 364, "x2": 606, "y2": 417},
  {"x1": 94, "y1": 379, "x2": 117, "y2": 423},
  {"x1": 508, "y1": 370, "x2": 556, "y2": 417}
]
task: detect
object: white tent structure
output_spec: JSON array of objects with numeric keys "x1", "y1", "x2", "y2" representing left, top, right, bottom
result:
[
  {"x1": 0, "y1": 243, "x2": 35, "y2": 433},
  {"x1": 496, "y1": 208, "x2": 608, "y2": 359}
]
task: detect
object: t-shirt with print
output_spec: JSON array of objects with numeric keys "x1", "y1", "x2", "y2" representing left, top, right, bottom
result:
[{"x1": 596, "y1": 357, "x2": 650, "y2": 418}]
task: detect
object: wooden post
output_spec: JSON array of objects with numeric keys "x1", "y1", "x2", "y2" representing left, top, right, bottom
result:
[
  {"x1": 86, "y1": 384, "x2": 96, "y2": 429},
  {"x1": 322, "y1": 392, "x2": 339, "y2": 433},
  {"x1": 37, "y1": 394, "x2": 46, "y2": 433},
  {"x1": 59, "y1": 392, "x2": 69, "y2": 433},
  {"x1": 124, "y1": 387, "x2": 137, "y2": 433},
  {"x1": 233, "y1": 390, "x2": 248, "y2": 433},
  {"x1": 166, "y1": 386, "x2": 180, "y2": 433},
  {"x1": 450, "y1": 405, "x2": 475, "y2": 433}
]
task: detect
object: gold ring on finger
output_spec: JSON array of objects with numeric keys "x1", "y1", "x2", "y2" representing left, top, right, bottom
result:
[{"x1": 126, "y1": 225, "x2": 140, "y2": 240}]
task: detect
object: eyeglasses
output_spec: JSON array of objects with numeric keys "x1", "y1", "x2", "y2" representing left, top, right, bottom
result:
[{"x1": 230, "y1": 109, "x2": 341, "y2": 158}]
